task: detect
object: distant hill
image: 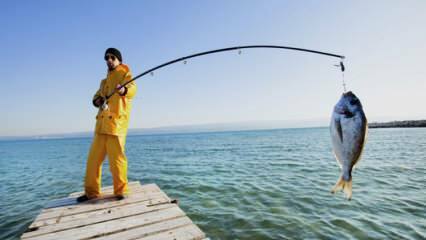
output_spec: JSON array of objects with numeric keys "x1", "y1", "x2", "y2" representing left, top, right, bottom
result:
[{"x1": 369, "y1": 120, "x2": 426, "y2": 128}]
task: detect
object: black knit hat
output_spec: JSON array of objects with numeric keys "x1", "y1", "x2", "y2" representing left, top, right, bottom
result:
[{"x1": 105, "y1": 48, "x2": 122, "y2": 62}]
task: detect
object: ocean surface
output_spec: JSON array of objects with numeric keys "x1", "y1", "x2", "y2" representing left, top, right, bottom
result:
[{"x1": 0, "y1": 127, "x2": 425, "y2": 239}]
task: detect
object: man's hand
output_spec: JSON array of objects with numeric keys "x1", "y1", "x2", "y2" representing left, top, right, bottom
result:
[
  {"x1": 94, "y1": 97, "x2": 104, "y2": 108},
  {"x1": 117, "y1": 84, "x2": 126, "y2": 96}
]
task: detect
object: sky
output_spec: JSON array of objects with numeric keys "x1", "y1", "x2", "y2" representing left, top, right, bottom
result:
[{"x1": 1, "y1": 1, "x2": 425, "y2": 137}]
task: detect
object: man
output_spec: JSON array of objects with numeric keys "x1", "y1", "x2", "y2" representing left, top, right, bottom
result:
[{"x1": 77, "y1": 48, "x2": 137, "y2": 202}]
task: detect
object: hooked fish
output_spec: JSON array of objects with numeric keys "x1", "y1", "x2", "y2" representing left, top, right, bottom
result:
[{"x1": 330, "y1": 91, "x2": 368, "y2": 200}]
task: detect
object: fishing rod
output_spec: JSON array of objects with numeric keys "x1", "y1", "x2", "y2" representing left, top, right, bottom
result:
[{"x1": 102, "y1": 45, "x2": 346, "y2": 109}]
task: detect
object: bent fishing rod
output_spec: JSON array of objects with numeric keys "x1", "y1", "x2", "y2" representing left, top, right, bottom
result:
[{"x1": 103, "y1": 45, "x2": 346, "y2": 104}]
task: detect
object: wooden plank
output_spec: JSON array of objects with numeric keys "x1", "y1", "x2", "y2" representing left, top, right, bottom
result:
[
  {"x1": 135, "y1": 224, "x2": 206, "y2": 240},
  {"x1": 34, "y1": 190, "x2": 169, "y2": 223},
  {"x1": 68, "y1": 181, "x2": 141, "y2": 197},
  {"x1": 23, "y1": 206, "x2": 186, "y2": 240},
  {"x1": 44, "y1": 194, "x2": 120, "y2": 210},
  {"x1": 22, "y1": 182, "x2": 207, "y2": 240},
  {"x1": 32, "y1": 191, "x2": 170, "y2": 225},
  {"x1": 42, "y1": 183, "x2": 157, "y2": 210},
  {"x1": 35, "y1": 183, "x2": 166, "y2": 220},
  {"x1": 30, "y1": 197, "x2": 169, "y2": 228},
  {"x1": 86, "y1": 216, "x2": 194, "y2": 240},
  {"x1": 67, "y1": 181, "x2": 153, "y2": 197},
  {"x1": 23, "y1": 203, "x2": 177, "y2": 238}
]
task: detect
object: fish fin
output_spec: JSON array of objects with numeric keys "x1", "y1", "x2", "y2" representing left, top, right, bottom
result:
[
  {"x1": 331, "y1": 176, "x2": 352, "y2": 200},
  {"x1": 335, "y1": 119, "x2": 343, "y2": 143}
]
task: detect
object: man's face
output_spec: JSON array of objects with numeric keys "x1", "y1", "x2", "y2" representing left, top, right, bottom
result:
[{"x1": 105, "y1": 54, "x2": 120, "y2": 70}]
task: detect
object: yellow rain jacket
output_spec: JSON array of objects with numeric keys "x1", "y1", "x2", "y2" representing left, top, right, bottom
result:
[
  {"x1": 93, "y1": 64, "x2": 137, "y2": 136},
  {"x1": 84, "y1": 64, "x2": 137, "y2": 198}
]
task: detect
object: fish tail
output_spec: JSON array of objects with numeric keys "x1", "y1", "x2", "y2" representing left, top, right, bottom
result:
[{"x1": 331, "y1": 175, "x2": 352, "y2": 200}]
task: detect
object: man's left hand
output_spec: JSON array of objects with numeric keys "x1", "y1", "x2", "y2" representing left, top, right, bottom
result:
[{"x1": 116, "y1": 84, "x2": 126, "y2": 95}]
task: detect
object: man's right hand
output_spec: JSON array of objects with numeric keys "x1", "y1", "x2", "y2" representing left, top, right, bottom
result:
[{"x1": 93, "y1": 97, "x2": 104, "y2": 108}]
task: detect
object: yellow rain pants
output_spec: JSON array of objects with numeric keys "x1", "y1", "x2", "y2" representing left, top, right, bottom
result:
[
  {"x1": 84, "y1": 64, "x2": 136, "y2": 198},
  {"x1": 84, "y1": 134, "x2": 128, "y2": 197}
]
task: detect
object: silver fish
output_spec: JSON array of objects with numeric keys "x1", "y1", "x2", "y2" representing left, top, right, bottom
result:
[{"x1": 330, "y1": 91, "x2": 368, "y2": 200}]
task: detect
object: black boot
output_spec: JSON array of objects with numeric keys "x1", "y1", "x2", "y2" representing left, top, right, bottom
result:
[
  {"x1": 116, "y1": 195, "x2": 127, "y2": 201},
  {"x1": 76, "y1": 195, "x2": 90, "y2": 203}
]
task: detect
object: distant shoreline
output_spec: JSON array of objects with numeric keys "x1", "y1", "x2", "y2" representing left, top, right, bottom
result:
[
  {"x1": 2, "y1": 120, "x2": 426, "y2": 141},
  {"x1": 369, "y1": 120, "x2": 426, "y2": 128},
  {"x1": 0, "y1": 126, "x2": 327, "y2": 142}
]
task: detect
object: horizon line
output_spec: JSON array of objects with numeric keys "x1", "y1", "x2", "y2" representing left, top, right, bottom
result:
[{"x1": 1, "y1": 118, "x2": 425, "y2": 140}]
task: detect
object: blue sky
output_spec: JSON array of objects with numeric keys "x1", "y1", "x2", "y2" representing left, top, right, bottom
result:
[{"x1": 1, "y1": 1, "x2": 425, "y2": 136}]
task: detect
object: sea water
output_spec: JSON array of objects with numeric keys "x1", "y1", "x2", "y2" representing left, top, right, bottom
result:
[{"x1": 0, "y1": 127, "x2": 425, "y2": 239}]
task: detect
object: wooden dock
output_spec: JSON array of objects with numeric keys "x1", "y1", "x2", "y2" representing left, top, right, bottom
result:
[{"x1": 21, "y1": 181, "x2": 207, "y2": 240}]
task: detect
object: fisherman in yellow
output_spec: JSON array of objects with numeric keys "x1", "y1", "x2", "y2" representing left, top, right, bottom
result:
[{"x1": 77, "y1": 48, "x2": 137, "y2": 202}]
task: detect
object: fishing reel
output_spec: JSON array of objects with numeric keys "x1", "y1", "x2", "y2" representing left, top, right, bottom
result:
[{"x1": 101, "y1": 98, "x2": 109, "y2": 111}]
